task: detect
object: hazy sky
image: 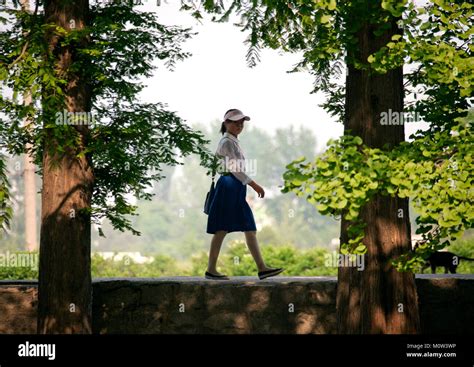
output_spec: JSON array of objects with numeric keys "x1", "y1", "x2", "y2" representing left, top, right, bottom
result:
[
  {"x1": 138, "y1": 1, "x2": 428, "y2": 151},
  {"x1": 0, "y1": 0, "x2": 428, "y2": 152},
  {"x1": 139, "y1": 1, "x2": 344, "y2": 151}
]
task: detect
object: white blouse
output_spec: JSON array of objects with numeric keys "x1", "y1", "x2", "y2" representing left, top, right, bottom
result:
[{"x1": 215, "y1": 132, "x2": 253, "y2": 185}]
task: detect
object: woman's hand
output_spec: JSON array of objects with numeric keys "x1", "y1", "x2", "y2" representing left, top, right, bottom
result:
[{"x1": 249, "y1": 181, "x2": 265, "y2": 198}]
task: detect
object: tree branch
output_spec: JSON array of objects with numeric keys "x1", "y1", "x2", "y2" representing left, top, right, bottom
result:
[{"x1": 8, "y1": 40, "x2": 29, "y2": 69}]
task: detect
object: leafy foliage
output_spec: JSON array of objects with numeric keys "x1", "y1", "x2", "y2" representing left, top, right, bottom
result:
[
  {"x1": 449, "y1": 237, "x2": 474, "y2": 274},
  {"x1": 183, "y1": 1, "x2": 474, "y2": 270},
  {"x1": 0, "y1": 245, "x2": 337, "y2": 279},
  {"x1": 0, "y1": 251, "x2": 38, "y2": 280},
  {"x1": 282, "y1": 114, "x2": 473, "y2": 270},
  {"x1": 0, "y1": 154, "x2": 12, "y2": 232},
  {"x1": 0, "y1": 2, "x2": 216, "y2": 235},
  {"x1": 189, "y1": 241, "x2": 338, "y2": 277},
  {"x1": 90, "y1": 121, "x2": 339, "y2": 257},
  {"x1": 91, "y1": 253, "x2": 179, "y2": 278},
  {"x1": 1, "y1": 121, "x2": 341, "y2": 258},
  {"x1": 4, "y1": 236, "x2": 474, "y2": 280}
]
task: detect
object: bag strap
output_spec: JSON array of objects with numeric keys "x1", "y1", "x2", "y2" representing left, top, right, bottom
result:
[{"x1": 211, "y1": 154, "x2": 218, "y2": 182}]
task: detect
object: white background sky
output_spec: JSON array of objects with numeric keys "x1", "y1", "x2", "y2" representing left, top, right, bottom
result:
[
  {"x1": 0, "y1": 0, "x2": 428, "y2": 152},
  {"x1": 139, "y1": 0, "x2": 343, "y2": 151},
  {"x1": 137, "y1": 0, "x2": 428, "y2": 150}
]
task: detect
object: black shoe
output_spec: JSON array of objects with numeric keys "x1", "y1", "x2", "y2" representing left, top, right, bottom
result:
[
  {"x1": 258, "y1": 268, "x2": 284, "y2": 280},
  {"x1": 205, "y1": 271, "x2": 230, "y2": 280}
]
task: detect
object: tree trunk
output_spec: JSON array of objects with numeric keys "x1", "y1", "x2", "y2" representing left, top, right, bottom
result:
[
  {"x1": 20, "y1": 1, "x2": 37, "y2": 253},
  {"x1": 23, "y1": 91, "x2": 38, "y2": 252},
  {"x1": 336, "y1": 6, "x2": 420, "y2": 334},
  {"x1": 38, "y1": 0, "x2": 93, "y2": 334}
]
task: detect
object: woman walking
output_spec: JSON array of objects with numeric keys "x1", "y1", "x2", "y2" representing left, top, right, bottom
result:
[{"x1": 205, "y1": 108, "x2": 284, "y2": 280}]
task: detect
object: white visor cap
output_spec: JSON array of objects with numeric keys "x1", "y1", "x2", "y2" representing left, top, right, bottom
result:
[{"x1": 223, "y1": 109, "x2": 251, "y2": 122}]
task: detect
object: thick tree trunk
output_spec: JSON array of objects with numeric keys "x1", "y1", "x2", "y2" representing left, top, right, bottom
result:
[
  {"x1": 38, "y1": 0, "x2": 93, "y2": 334},
  {"x1": 336, "y1": 8, "x2": 420, "y2": 333}
]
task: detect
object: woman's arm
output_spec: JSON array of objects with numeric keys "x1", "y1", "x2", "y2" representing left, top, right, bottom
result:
[
  {"x1": 217, "y1": 139, "x2": 265, "y2": 198},
  {"x1": 248, "y1": 180, "x2": 265, "y2": 198}
]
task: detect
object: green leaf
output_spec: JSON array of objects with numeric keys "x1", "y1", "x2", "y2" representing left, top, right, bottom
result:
[
  {"x1": 368, "y1": 181, "x2": 378, "y2": 190},
  {"x1": 316, "y1": 203, "x2": 328, "y2": 212},
  {"x1": 420, "y1": 22, "x2": 431, "y2": 30},
  {"x1": 320, "y1": 15, "x2": 331, "y2": 24}
]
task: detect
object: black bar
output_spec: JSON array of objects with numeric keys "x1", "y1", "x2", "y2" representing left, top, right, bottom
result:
[{"x1": 0, "y1": 334, "x2": 473, "y2": 366}]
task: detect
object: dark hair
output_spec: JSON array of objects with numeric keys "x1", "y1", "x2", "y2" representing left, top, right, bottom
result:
[
  {"x1": 220, "y1": 108, "x2": 237, "y2": 135},
  {"x1": 220, "y1": 122, "x2": 226, "y2": 135}
]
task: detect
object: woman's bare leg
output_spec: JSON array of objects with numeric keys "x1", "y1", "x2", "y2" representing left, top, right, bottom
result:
[
  {"x1": 207, "y1": 230, "x2": 228, "y2": 274},
  {"x1": 244, "y1": 231, "x2": 271, "y2": 272}
]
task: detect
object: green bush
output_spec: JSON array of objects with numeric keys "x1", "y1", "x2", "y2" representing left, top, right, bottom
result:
[
  {"x1": 2, "y1": 238, "x2": 473, "y2": 280},
  {"x1": 189, "y1": 241, "x2": 338, "y2": 276},
  {"x1": 0, "y1": 251, "x2": 38, "y2": 280},
  {"x1": 448, "y1": 239, "x2": 474, "y2": 274},
  {"x1": 91, "y1": 253, "x2": 179, "y2": 278},
  {"x1": 0, "y1": 252, "x2": 179, "y2": 280}
]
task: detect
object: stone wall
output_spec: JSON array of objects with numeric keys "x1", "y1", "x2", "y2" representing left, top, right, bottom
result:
[{"x1": 0, "y1": 275, "x2": 473, "y2": 334}]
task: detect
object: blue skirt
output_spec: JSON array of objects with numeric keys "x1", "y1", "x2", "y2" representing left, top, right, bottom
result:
[{"x1": 206, "y1": 173, "x2": 257, "y2": 234}]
